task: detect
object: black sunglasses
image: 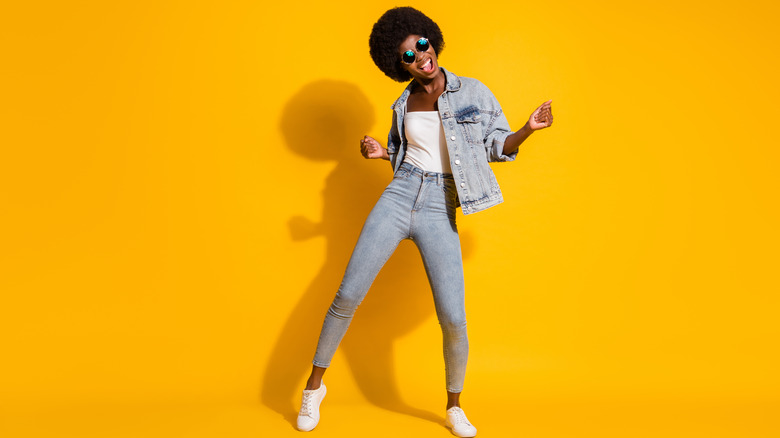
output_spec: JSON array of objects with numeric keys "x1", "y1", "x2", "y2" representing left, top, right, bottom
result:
[{"x1": 401, "y1": 38, "x2": 430, "y2": 64}]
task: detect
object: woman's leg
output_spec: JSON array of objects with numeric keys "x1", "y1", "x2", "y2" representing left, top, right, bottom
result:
[
  {"x1": 410, "y1": 178, "x2": 469, "y2": 401},
  {"x1": 415, "y1": 231, "x2": 468, "y2": 399},
  {"x1": 298, "y1": 175, "x2": 413, "y2": 431},
  {"x1": 411, "y1": 178, "x2": 478, "y2": 438},
  {"x1": 309, "y1": 172, "x2": 415, "y2": 376}
]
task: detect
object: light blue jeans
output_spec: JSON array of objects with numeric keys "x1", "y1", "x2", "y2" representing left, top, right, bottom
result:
[{"x1": 312, "y1": 162, "x2": 468, "y2": 393}]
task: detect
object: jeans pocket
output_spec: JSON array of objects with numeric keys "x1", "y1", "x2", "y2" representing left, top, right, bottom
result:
[{"x1": 394, "y1": 167, "x2": 412, "y2": 179}]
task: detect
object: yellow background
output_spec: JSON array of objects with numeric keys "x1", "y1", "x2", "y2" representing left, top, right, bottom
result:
[{"x1": 2, "y1": 0, "x2": 778, "y2": 436}]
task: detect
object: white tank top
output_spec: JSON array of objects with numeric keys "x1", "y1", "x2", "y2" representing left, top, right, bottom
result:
[{"x1": 403, "y1": 111, "x2": 452, "y2": 174}]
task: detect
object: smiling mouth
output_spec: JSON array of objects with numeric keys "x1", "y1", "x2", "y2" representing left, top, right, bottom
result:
[{"x1": 421, "y1": 58, "x2": 433, "y2": 72}]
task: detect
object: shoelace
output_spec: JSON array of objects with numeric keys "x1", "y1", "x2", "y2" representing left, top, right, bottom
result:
[
  {"x1": 449, "y1": 408, "x2": 472, "y2": 426},
  {"x1": 300, "y1": 391, "x2": 315, "y2": 417}
]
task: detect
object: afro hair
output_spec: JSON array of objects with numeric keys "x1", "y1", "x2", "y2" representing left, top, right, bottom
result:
[{"x1": 369, "y1": 7, "x2": 445, "y2": 82}]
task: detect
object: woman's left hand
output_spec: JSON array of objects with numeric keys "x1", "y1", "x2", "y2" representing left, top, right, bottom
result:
[{"x1": 528, "y1": 100, "x2": 553, "y2": 131}]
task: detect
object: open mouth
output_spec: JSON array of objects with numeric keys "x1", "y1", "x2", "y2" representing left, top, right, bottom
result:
[{"x1": 420, "y1": 58, "x2": 434, "y2": 73}]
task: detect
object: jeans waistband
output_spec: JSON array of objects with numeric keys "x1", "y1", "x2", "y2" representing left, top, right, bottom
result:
[{"x1": 399, "y1": 162, "x2": 454, "y2": 182}]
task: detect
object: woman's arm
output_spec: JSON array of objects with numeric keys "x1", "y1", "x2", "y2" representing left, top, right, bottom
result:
[
  {"x1": 502, "y1": 100, "x2": 553, "y2": 156},
  {"x1": 360, "y1": 135, "x2": 389, "y2": 160}
]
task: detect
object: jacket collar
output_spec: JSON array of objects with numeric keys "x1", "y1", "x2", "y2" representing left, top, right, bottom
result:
[
  {"x1": 442, "y1": 67, "x2": 462, "y2": 91},
  {"x1": 391, "y1": 67, "x2": 461, "y2": 109}
]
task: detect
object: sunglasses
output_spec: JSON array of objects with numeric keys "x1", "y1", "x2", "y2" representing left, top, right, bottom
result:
[{"x1": 401, "y1": 37, "x2": 430, "y2": 64}]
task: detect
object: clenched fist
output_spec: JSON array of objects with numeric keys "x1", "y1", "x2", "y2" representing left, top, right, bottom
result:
[{"x1": 360, "y1": 135, "x2": 389, "y2": 160}]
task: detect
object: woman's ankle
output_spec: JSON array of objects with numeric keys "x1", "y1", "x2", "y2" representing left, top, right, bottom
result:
[{"x1": 446, "y1": 390, "x2": 461, "y2": 410}]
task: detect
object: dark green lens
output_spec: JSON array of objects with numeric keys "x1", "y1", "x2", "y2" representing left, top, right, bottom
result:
[
  {"x1": 402, "y1": 50, "x2": 416, "y2": 64},
  {"x1": 416, "y1": 38, "x2": 429, "y2": 53}
]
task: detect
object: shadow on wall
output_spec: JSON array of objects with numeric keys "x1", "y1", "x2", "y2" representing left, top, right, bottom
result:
[{"x1": 260, "y1": 80, "x2": 474, "y2": 427}]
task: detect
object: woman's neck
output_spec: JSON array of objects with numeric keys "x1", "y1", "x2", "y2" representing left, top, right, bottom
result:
[{"x1": 413, "y1": 71, "x2": 446, "y2": 95}]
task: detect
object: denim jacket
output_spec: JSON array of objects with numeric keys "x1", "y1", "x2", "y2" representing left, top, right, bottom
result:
[{"x1": 387, "y1": 67, "x2": 516, "y2": 215}]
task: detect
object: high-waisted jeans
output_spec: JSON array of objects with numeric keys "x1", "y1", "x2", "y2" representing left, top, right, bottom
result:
[{"x1": 312, "y1": 162, "x2": 468, "y2": 393}]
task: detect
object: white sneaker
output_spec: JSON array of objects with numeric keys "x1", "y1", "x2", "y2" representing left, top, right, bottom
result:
[
  {"x1": 446, "y1": 406, "x2": 477, "y2": 437},
  {"x1": 296, "y1": 383, "x2": 327, "y2": 431}
]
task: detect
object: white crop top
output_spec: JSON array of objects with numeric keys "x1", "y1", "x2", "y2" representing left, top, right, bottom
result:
[{"x1": 403, "y1": 111, "x2": 452, "y2": 174}]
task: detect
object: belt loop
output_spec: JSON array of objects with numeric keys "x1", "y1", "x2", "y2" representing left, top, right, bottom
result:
[{"x1": 437, "y1": 173, "x2": 441, "y2": 186}]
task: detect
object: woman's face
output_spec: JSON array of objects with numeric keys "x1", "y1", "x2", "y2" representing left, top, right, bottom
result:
[{"x1": 398, "y1": 34, "x2": 440, "y2": 81}]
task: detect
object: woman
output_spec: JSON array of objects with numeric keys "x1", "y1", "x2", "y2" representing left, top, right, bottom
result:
[{"x1": 296, "y1": 7, "x2": 553, "y2": 437}]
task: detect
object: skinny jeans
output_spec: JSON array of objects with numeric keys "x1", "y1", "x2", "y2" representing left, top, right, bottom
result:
[{"x1": 312, "y1": 162, "x2": 468, "y2": 393}]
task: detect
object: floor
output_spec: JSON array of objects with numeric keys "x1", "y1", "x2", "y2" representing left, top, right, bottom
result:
[{"x1": 3, "y1": 396, "x2": 777, "y2": 437}]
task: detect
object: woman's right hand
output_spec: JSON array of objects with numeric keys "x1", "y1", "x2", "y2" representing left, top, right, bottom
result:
[{"x1": 360, "y1": 135, "x2": 389, "y2": 160}]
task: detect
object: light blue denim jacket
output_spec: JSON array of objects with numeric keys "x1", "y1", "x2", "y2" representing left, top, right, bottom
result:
[{"x1": 388, "y1": 67, "x2": 516, "y2": 215}]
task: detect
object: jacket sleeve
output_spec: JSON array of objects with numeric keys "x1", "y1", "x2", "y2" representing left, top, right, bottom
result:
[
  {"x1": 483, "y1": 89, "x2": 517, "y2": 162},
  {"x1": 387, "y1": 111, "x2": 401, "y2": 170}
]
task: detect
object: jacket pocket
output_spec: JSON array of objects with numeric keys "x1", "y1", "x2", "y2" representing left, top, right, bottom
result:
[{"x1": 455, "y1": 106, "x2": 484, "y2": 144}]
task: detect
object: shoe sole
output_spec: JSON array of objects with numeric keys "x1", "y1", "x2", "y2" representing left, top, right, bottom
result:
[{"x1": 446, "y1": 418, "x2": 477, "y2": 437}]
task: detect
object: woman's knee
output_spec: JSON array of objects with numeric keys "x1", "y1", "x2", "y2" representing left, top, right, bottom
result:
[
  {"x1": 327, "y1": 288, "x2": 364, "y2": 319},
  {"x1": 438, "y1": 315, "x2": 467, "y2": 334}
]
